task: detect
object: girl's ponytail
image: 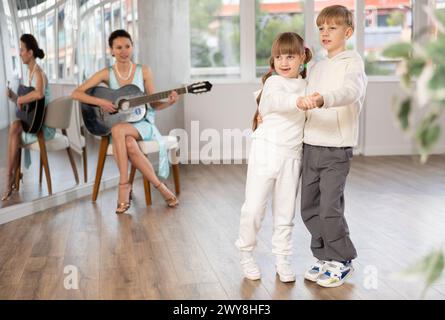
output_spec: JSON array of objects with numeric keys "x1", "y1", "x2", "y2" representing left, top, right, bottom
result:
[{"x1": 299, "y1": 47, "x2": 312, "y2": 79}]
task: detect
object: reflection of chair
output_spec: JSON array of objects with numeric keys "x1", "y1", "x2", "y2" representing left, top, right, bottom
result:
[
  {"x1": 66, "y1": 101, "x2": 88, "y2": 183},
  {"x1": 92, "y1": 136, "x2": 180, "y2": 205},
  {"x1": 15, "y1": 97, "x2": 79, "y2": 195}
]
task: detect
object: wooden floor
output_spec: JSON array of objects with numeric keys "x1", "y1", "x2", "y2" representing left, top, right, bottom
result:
[{"x1": 0, "y1": 155, "x2": 445, "y2": 299}]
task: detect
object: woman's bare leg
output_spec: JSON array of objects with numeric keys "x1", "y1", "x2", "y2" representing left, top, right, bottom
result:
[
  {"x1": 125, "y1": 136, "x2": 176, "y2": 202},
  {"x1": 2, "y1": 121, "x2": 22, "y2": 199},
  {"x1": 111, "y1": 123, "x2": 141, "y2": 204}
]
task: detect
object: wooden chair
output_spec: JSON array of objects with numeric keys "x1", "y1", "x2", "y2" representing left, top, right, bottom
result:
[
  {"x1": 92, "y1": 135, "x2": 180, "y2": 205},
  {"x1": 15, "y1": 96, "x2": 79, "y2": 195}
]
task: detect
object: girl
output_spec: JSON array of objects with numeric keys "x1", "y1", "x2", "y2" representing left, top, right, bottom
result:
[
  {"x1": 235, "y1": 32, "x2": 312, "y2": 282},
  {"x1": 2, "y1": 34, "x2": 53, "y2": 201},
  {"x1": 71, "y1": 29, "x2": 179, "y2": 214}
]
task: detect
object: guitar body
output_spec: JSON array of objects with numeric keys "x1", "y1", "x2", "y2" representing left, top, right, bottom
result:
[
  {"x1": 81, "y1": 84, "x2": 147, "y2": 136},
  {"x1": 16, "y1": 85, "x2": 46, "y2": 134},
  {"x1": 80, "y1": 81, "x2": 212, "y2": 137}
]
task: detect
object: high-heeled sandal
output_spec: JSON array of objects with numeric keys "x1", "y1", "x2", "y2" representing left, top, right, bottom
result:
[
  {"x1": 1, "y1": 174, "x2": 20, "y2": 201},
  {"x1": 115, "y1": 182, "x2": 133, "y2": 214},
  {"x1": 155, "y1": 182, "x2": 179, "y2": 207}
]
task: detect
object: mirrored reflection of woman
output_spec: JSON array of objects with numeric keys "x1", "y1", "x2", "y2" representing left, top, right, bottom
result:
[{"x1": 2, "y1": 34, "x2": 53, "y2": 201}]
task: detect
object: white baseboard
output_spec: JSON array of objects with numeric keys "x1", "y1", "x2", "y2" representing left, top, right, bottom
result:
[{"x1": 363, "y1": 145, "x2": 445, "y2": 156}]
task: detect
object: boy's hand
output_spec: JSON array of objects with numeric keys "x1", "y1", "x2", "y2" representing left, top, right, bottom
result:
[{"x1": 310, "y1": 92, "x2": 324, "y2": 108}]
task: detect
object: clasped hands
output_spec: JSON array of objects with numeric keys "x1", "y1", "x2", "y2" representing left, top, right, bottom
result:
[
  {"x1": 297, "y1": 92, "x2": 324, "y2": 110},
  {"x1": 256, "y1": 92, "x2": 324, "y2": 125}
]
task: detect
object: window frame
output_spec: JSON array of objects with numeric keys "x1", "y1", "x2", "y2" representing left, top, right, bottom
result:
[{"x1": 190, "y1": 0, "x2": 422, "y2": 83}]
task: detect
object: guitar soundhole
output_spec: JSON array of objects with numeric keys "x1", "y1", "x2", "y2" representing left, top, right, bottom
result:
[{"x1": 120, "y1": 100, "x2": 130, "y2": 111}]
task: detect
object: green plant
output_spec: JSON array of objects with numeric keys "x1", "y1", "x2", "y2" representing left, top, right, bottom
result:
[
  {"x1": 383, "y1": 8, "x2": 445, "y2": 163},
  {"x1": 384, "y1": 8, "x2": 445, "y2": 298}
]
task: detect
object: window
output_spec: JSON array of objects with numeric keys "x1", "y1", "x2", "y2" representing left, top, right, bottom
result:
[
  {"x1": 364, "y1": 0, "x2": 412, "y2": 76},
  {"x1": 255, "y1": 0, "x2": 305, "y2": 77},
  {"x1": 57, "y1": 0, "x2": 77, "y2": 80},
  {"x1": 78, "y1": 0, "x2": 139, "y2": 81},
  {"x1": 45, "y1": 9, "x2": 56, "y2": 80},
  {"x1": 189, "y1": 0, "x2": 241, "y2": 79},
  {"x1": 2, "y1": 0, "x2": 21, "y2": 78}
]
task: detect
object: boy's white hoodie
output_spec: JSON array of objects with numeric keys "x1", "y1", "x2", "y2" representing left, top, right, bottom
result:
[
  {"x1": 304, "y1": 50, "x2": 367, "y2": 147},
  {"x1": 252, "y1": 75, "x2": 307, "y2": 152}
]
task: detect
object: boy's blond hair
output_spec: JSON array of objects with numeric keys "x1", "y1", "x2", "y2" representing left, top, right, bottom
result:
[{"x1": 316, "y1": 5, "x2": 354, "y2": 32}]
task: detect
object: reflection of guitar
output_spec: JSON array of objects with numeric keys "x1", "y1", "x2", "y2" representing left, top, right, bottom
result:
[
  {"x1": 80, "y1": 81, "x2": 213, "y2": 136},
  {"x1": 14, "y1": 84, "x2": 46, "y2": 134}
]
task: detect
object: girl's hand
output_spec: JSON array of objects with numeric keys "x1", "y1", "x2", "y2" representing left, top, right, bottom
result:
[
  {"x1": 257, "y1": 113, "x2": 263, "y2": 125},
  {"x1": 297, "y1": 96, "x2": 318, "y2": 110},
  {"x1": 98, "y1": 99, "x2": 116, "y2": 113},
  {"x1": 168, "y1": 91, "x2": 179, "y2": 105}
]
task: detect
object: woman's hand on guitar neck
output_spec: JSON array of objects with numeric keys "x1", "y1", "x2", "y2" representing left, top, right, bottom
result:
[
  {"x1": 167, "y1": 91, "x2": 179, "y2": 106},
  {"x1": 6, "y1": 88, "x2": 18, "y2": 103},
  {"x1": 98, "y1": 98, "x2": 117, "y2": 113}
]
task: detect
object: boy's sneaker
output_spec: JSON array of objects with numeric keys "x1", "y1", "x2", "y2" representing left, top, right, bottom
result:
[
  {"x1": 275, "y1": 255, "x2": 296, "y2": 283},
  {"x1": 304, "y1": 260, "x2": 327, "y2": 282},
  {"x1": 240, "y1": 252, "x2": 261, "y2": 280},
  {"x1": 316, "y1": 260, "x2": 354, "y2": 288}
]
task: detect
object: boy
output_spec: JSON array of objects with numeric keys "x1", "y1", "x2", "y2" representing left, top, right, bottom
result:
[{"x1": 299, "y1": 5, "x2": 367, "y2": 288}]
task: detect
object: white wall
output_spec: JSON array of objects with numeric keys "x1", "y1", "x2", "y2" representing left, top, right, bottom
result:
[
  {"x1": 137, "y1": 0, "x2": 190, "y2": 135},
  {"x1": 183, "y1": 80, "x2": 445, "y2": 162}
]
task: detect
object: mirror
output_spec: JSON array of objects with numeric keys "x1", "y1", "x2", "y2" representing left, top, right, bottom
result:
[{"x1": 0, "y1": 0, "x2": 122, "y2": 216}]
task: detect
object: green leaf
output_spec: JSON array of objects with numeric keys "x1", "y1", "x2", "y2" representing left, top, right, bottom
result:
[
  {"x1": 428, "y1": 66, "x2": 445, "y2": 91},
  {"x1": 417, "y1": 122, "x2": 441, "y2": 154},
  {"x1": 398, "y1": 98, "x2": 411, "y2": 130},
  {"x1": 426, "y1": 40, "x2": 445, "y2": 66},
  {"x1": 400, "y1": 248, "x2": 444, "y2": 298},
  {"x1": 407, "y1": 58, "x2": 426, "y2": 77},
  {"x1": 382, "y1": 42, "x2": 412, "y2": 59}
]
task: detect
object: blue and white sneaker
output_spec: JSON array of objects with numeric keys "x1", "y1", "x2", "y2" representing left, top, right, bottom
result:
[
  {"x1": 316, "y1": 260, "x2": 354, "y2": 288},
  {"x1": 304, "y1": 260, "x2": 327, "y2": 282}
]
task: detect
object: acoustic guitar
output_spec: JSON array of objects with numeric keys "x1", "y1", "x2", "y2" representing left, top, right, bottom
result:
[
  {"x1": 80, "y1": 81, "x2": 212, "y2": 136},
  {"x1": 12, "y1": 84, "x2": 46, "y2": 134}
]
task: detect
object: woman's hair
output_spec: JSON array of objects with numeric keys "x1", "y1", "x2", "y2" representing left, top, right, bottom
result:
[
  {"x1": 20, "y1": 34, "x2": 45, "y2": 59},
  {"x1": 108, "y1": 29, "x2": 133, "y2": 48},
  {"x1": 252, "y1": 32, "x2": 312, "y2": 131}
]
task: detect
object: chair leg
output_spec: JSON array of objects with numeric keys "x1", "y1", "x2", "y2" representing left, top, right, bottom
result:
[
  {"x1": 143, "y1": 176, "x2": 152, "y2": 206},
  {"x1": 82, "y1": 146, "x2": 88, "y2": 183},
  {"x1": 66, "y1": 147, "x2": 80, "y2": 185},
  {"x1": 39, "y1": 157, "x2": 43, "y2": 184},
  {"x1": 92, "y1": 136, "x2": 109, "y2": 202},
  {"x1": 37, "y1": 131, "x2": 52, "y2": 195},
  {"x1": 14, "y1": 149, "x2": 22, "y2": 191},
  {"x1": 172, "y1": 164, "x2": 180, "y2": 195},
  {"x1": 129, "y1": 165, "x2": 136, "y2": 185}
]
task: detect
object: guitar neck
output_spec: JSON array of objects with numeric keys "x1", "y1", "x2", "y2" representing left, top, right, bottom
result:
[{"x1": 129, "y1": 87, "x2": 187, "y2": 107}]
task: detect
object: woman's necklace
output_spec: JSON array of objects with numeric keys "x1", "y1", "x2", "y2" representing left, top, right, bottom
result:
[
  {"x1": 28, "y1": 63, "x2": 37, "y2": 85},
  {"x1": 114, "y1": 63, "x2": 133, "y2": 81}
]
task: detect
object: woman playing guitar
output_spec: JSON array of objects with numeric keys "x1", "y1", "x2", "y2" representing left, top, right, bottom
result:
[
  {"x1": 2, "y1": 34, "x2": 52, "y2": 201},
  {"x1": 71, "y1": 29, "x2": 179, "y2": 214}
]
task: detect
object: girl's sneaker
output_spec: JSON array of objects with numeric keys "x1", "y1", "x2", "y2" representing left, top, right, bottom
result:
[
  {"x1": 304, "y1": 260, "x2": 327, "y2": 282},
  {"x1": 240, "y1": 252, "x2": 261, "y2": 281},
  {"x1": 316, "y1": 260, "x2": 354, "y2": 288},
  {"x1": 275, "y1": 255, "x2": 296, "y2": 283}
]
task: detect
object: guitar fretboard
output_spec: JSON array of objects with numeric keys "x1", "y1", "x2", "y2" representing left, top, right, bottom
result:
[{"x1": 128, "y1": 87, "x2": 187, "y2": 107}]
